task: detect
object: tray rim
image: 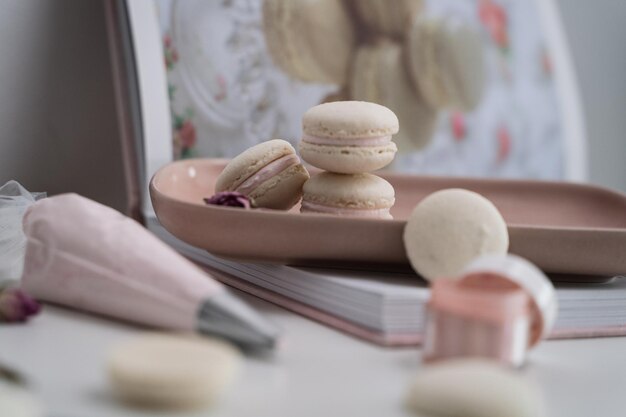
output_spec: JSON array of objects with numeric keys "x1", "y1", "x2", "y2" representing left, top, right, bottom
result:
[{"x1": 150, "y1": 158, "x2": 626, "y2": 234}]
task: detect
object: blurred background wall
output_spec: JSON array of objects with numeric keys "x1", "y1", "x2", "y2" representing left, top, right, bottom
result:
[
  {"x1": 0, "y1": 0, "x2": 126, "y2": 211},
  {"x1": 557, "y1": 0, "x2": 626, "y2": 193},
  {"x1": 0, "y1": 0, "x2": 624, "y2": 214}
]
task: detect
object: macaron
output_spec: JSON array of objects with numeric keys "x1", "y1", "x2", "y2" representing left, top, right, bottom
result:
[
  {"x1": 299, "y1": 101, "x2": 399, "y2": 174},
  {"x1": 262, "y1": 0, "x2": 356, "y2": 85},
  {"x1": 350, "y1": 0, "x2": 424, "y2": 39},
  {"x1": 301, "y1": 172, "x2": 395, "y2": 219},
  {"x1": 405, "y1": 360, "x2": 547, "y2": 417},
  {"x1": 108, "y1": 333, "x2": 241, "y2": 409},
  {"x1": 0, "y1": 383, "x2": 42, "y2": 417},
  {"x1": 350, "y1": 40, "x2": 438, "y2": 153},
  {"x1": 406, "y1": 17, "x2": 486, "y2": 111},
  {"x1": 215, "y1": 139, "x2": 309, "y2": 210},
  {"x1": 403, "y1": 189, "x2": 509, "y2": 281}
]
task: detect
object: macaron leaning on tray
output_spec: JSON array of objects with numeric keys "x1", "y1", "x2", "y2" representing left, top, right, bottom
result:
[
  {"x1": 215, "y1": 139, "x2": 309, "y2": 210},
  {"x1": 262, "y1": 0, "x2": 356, "y2": 85},
  {"x1": 405, "y1": 359, "x2": 548, "y2": 417},
  {"x1": 350, "y1": 40, "x2": 438, "y2": 153},
  {"x1": 403, "y1": 188, "x2": 509, "y2": 281},
  {"x1": 301, "y1": 172, "x2": 395, "y2": 219},
  {"x1": 406, "y1": 17, "x2": 486, "y2": 111},
  {"x1": 299, "y1": 101, "x2": 399, "y2": 174}
]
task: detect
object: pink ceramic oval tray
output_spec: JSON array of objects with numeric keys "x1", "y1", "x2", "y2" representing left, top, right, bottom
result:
[{"x1": 150, "y1": 159, "x2": 626, "y2": 277}]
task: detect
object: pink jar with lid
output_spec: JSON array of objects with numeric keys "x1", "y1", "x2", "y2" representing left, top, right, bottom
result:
[{"x1": 422, "y1": 254, "x2": 558, "y2": 367}]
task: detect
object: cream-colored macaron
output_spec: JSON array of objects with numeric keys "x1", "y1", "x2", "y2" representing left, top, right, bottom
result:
[
  {"x1": 350, "y1": 40, "x2": 438, "y2": 153},
  {"x1": 406, "y1": 17, "x2": 486, "y2": 111},
  {"x1": 0, "y1": 383, "x2": 42, "y2": 417},
  {"x1": 351, "y1": 0, "x2": 424, "y2": 39},
  {"x1": 263, "y1": 0, "x2": 356, "y2": 85},
  {"x1": 215, "y1": 139, "x2": 309, "y2": 210},
  {"x1": 108, "y1": 333, "x2": 241, "y2": 409},
  {"x1": 406, "y1": 360, "x2": 547, "y2": 417},
  {"x1": 300, "y1": 101, "x2": 399, "y2": 174},
  {"x1": 301, "y1": 172, "x2": 395, "y2": 219},
  {"x1": 403, "y1": 189, "x2": 509, "y2": 281}
]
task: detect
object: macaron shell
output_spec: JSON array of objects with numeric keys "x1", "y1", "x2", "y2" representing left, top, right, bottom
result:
[
  {"x1": 108, "y1": 333, "x2": 241, "y2": 408},
  {"x1": 215, "y1": 139, "x2": 295, "y2": 192},
  {"x1": 302, "y1": 101, "x2": 399, "y2": 139},
  {"x1": 263, "y1": 0, "x2": 355, "y2": 84},
  {"x1": 250, "y1": 163, "x2": 310, "y2": 210},
  {"x1": 403, "y1": 188, "x2": 509, "y2": 281},
  {"x1": 303, "y1": 172, "x2": 395, "y2": 209},
  {"x1": 351, "y1": 0, "x2": 424, "y2": 39},
  {"x1": 0, "y1": 384, "x2": 42, "y2": 417},
  {"x1": 406, "y1": 359, "x2": 548, "y2": 417},
  {"x1": 350, "y1": 41, "x2": 438, "y2": 153},
  {"x1": 299, "y1": 141, "x2": 397, "y2": 174}
]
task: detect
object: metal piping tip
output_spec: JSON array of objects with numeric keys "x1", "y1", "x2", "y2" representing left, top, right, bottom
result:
[{"x1": 196, "y1": 291, "x2": 281, "y2": 350}]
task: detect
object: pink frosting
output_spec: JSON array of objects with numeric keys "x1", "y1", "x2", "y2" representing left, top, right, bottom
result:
[
  {"x1": 301, "y1": 200, "x2": 392, "y2": 219},
  {"x1": 236, "y1": 154, "x2": 300, "y2": 195},
  {"x1": 302, "y1": 134, "x2": 392, "y2": 147}
]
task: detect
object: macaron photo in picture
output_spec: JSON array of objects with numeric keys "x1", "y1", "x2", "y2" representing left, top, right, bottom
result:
[{"x1": 300, "y1": 101, "x2": 399, "y2": 174}]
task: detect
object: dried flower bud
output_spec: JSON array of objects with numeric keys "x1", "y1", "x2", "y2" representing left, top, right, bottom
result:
[
  {"x1": 203, "y1": 192, "x2": 253, "y2": 209},
  {"x1": 0, "y1": 289, "x2": 41, "y2": 323}
]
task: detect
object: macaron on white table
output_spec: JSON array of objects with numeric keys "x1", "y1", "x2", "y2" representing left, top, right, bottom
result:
[
  {"x1": 406, "y1": 359, "x2": 548, "y2": 417},
  {"x1": 108, "y1": 333, "x2": 241, "y2": 408}
]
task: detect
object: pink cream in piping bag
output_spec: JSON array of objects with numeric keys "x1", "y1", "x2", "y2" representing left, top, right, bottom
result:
[
  {"x1": 20, "y1": 194, "x2": 279, "y2": 349},
  {"x1": 422, "y1": 254, "x2": 557, "y2": 367}
]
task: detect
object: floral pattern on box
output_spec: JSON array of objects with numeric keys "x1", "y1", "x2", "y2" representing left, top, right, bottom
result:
[{"x1": 155, "y1": 0, "x2": 564, "y2": 180}]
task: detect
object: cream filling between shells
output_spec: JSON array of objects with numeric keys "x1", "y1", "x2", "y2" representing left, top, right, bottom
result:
[
  {"x1": 302, "y1": 134, "x2": 392, "y2": 147},
  {"x1": 236, "y1": 154, "x2": 300, "y2": 195},
  {"x1": 301, "y1": 200, "x2": 392, "y2": 219}
]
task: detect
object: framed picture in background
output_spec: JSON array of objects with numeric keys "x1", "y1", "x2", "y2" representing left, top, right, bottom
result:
[
  {"x1": 105, "y1": 0, "x2": 586, "y2": 222},
  {"x1": 103, "y1": 0, "x2": 626, "y2": 347}
]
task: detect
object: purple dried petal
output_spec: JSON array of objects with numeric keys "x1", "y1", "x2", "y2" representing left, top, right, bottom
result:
[
  {"x1": 0, "y1": 288, "x2": 41, "y2": 323},
  {"x1": 15, "y1": 290, "x2": 41, "y2": 316},
  {"x1": 204, "y1": 191, "x2": 252, "y2": 209}
]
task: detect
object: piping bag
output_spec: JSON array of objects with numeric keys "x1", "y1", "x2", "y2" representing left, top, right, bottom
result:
[{"x1": 20, "y1": 194, "x2": 280, "y2": 350}]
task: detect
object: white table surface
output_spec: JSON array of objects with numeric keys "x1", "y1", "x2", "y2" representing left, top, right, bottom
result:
[{"x1": 1, "y1": 289, "x2": 626, "y2": 417}]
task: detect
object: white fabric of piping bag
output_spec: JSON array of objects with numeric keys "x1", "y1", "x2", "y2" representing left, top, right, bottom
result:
[{"x1": 0, "y1": 181, "x2": 45, "y2": 288}]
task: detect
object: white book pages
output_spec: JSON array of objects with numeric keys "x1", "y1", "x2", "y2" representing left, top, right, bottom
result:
[{"x1": 148, "y1": 219, "x2": 625, "y2": 335}]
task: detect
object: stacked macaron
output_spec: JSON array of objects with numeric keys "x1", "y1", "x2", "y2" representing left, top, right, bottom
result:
[
  {"x1": 299, "y1": 101, "x2": 398, "y2": 220},
  {"x1": 262, "y1": 1, "x2": 486, "y2": 153}
]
